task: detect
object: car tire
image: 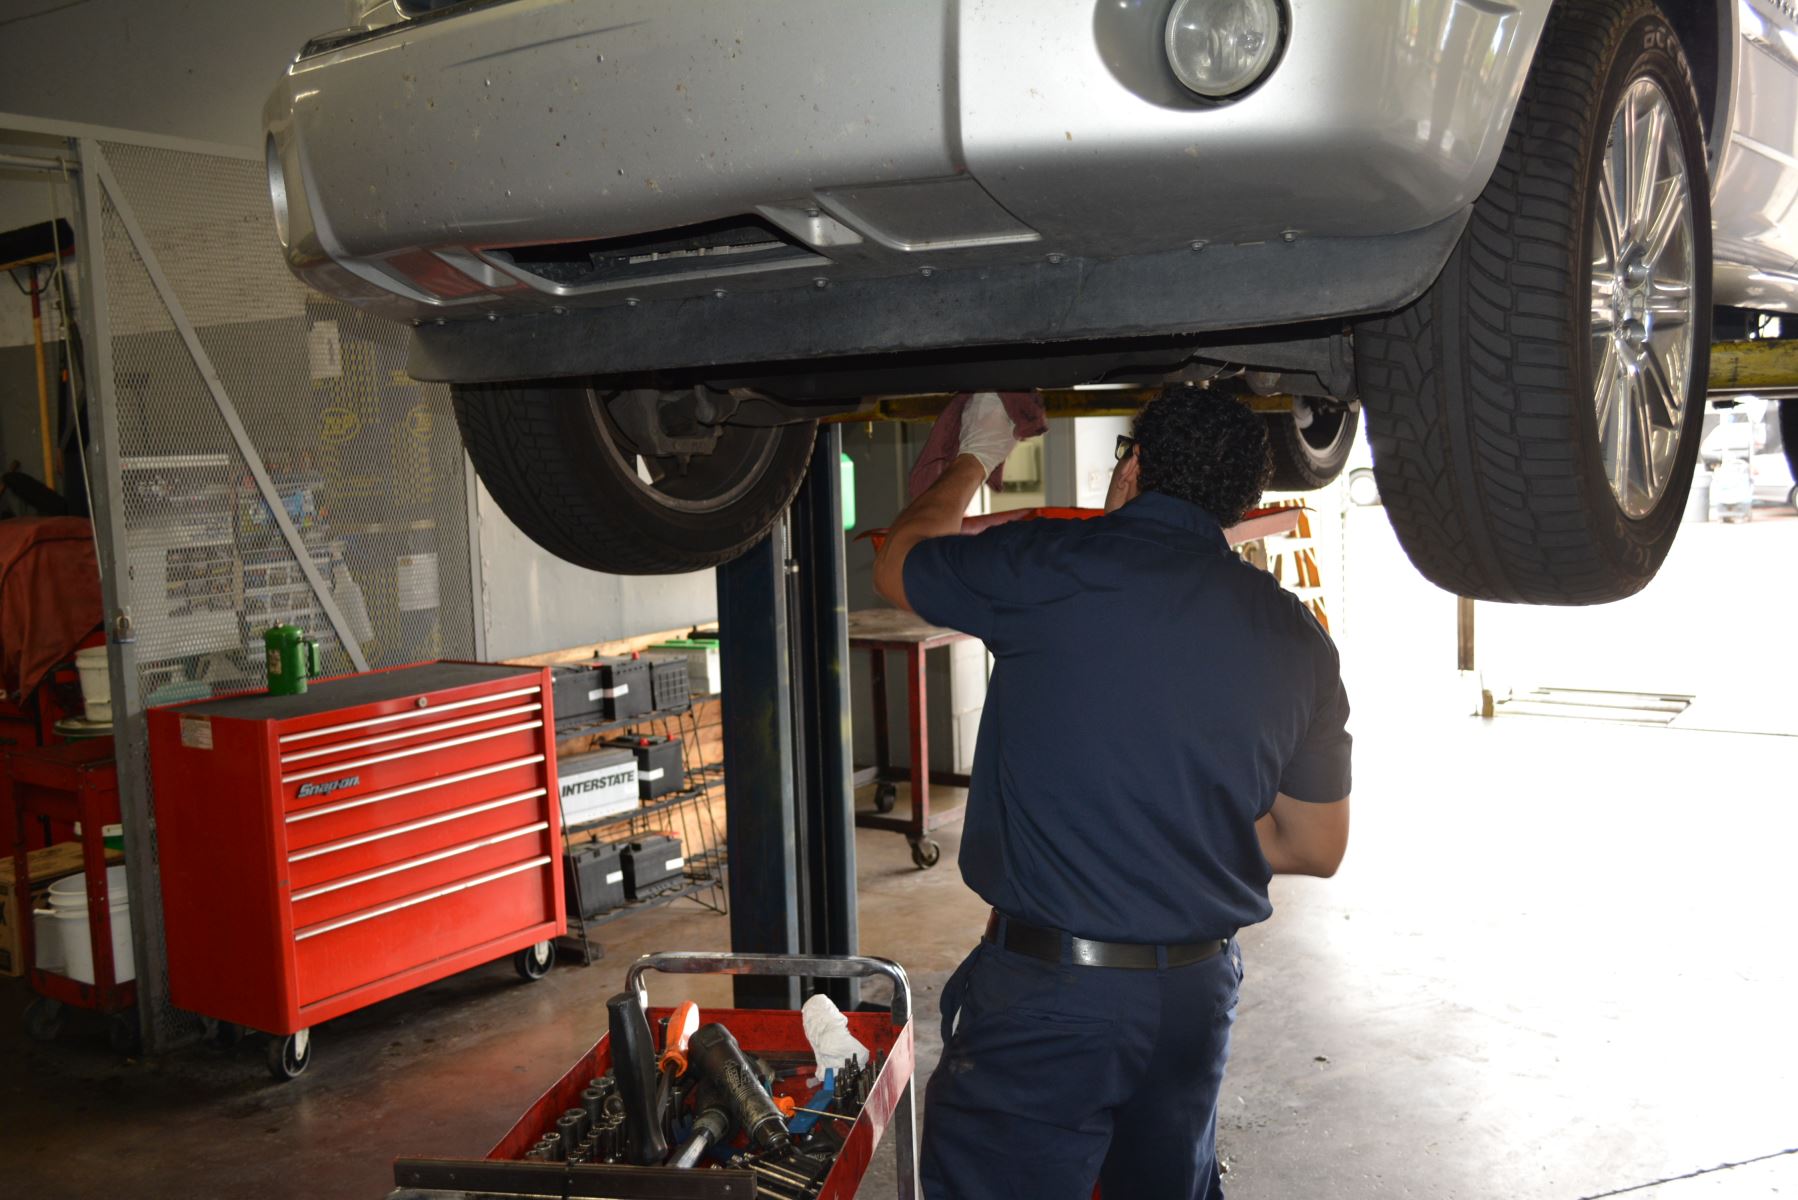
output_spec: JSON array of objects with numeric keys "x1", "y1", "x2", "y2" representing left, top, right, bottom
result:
[
  {"x1": 454, "y1": 380, "x2": 817, "y2": 575},
  {"x1": 1264, "y1": 404, "x2": 1359, "y2": 492},
  {"x1": 1355, "y1": 0, "x2": 1710, "y2": 604}
]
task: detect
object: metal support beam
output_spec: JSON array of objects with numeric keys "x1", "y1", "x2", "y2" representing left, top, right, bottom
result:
[
  {"x1": 1457, "y1": 596, "x2": 1476, "y2": 673},
  {"x1": 716, "y1": 518, "x2": 803, "y2": 1010},
  {"x1": 717, "y1": 435, "x2": 863, "y2": 1012},
  {"x1": 87, "y1": 145, "x2": 370, "y2": 671},
  {"x1": 789, "y1": 428, "x2": 860, "y2": 1009},
  {"x1": 75, "y1": 137, "x2": 171, "y2": 1052}
]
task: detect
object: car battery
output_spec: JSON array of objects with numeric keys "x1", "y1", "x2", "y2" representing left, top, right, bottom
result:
[
  {"x1": 549, "y1": 664, "x2": 604, "y2": 725},
  {"x1": 641, "y1": 653, "x2": 690, "y2": 711},
  {"x1": 620, "y1": 834, "x2": 685, "y2": 900},
  {"x1": 590, "y1": 656, "x2": 651, "y2": 721},
  {"x1": 604, "y1": 734, "x2": 684, "y2": 799},
  {"x1": 556, "y1": 746, "x2": 639, "y2": 829},
  {"x1": 562, "y1": 838, "x2": 629, "y2": 918},
  {"x1": 648, "y1": 638, "x2": 721, "y2": 695}
]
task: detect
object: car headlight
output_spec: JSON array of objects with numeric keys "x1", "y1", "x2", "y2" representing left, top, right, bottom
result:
[{"x1": 1164, "y1": 0, "x2": 1284, "y2": 99}]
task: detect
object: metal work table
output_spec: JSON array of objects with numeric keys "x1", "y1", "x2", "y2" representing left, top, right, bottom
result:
[{"x1": 848, "y1": 608, "x2": 974, "y2": 869}]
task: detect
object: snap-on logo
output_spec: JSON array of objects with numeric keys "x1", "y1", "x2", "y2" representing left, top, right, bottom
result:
[{"x1": 296, "y1": 775, "x2": 361, "y2": 799}]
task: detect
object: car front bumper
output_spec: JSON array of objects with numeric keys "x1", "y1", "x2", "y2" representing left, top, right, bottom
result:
[{"x1": 267, "y1": 0, "x2": 1551, "y2": 377}]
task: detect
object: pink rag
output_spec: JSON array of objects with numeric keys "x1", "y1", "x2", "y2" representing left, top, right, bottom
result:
[{"x1": 907, "y1": 391, "x2": 1049, "y2": 501}]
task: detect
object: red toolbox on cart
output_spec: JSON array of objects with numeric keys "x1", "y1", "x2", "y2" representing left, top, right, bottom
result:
[
  {"x1": 147, "y1": 661, "x2": 564, "y2": 1070},
  {"x1": 388, "y1": 952, "x2": 918, "y2": 1200}
]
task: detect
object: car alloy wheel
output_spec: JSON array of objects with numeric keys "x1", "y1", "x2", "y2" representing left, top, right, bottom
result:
[{"x1": 1589, "y1": 77, "x2": 1697, "y2": 520}]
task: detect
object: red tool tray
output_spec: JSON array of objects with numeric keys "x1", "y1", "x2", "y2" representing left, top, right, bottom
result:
[
  {"x1": 147, "y1": 661, "x2": 563, "y2": 1042},
  {"x1": 388, "y1": 952, "x2": 918, "y2": 1200}
]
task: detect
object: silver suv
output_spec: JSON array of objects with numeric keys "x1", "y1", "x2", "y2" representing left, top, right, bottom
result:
[{"x1": 267, "y1": 0, "x2": 1798, "y2": 602}]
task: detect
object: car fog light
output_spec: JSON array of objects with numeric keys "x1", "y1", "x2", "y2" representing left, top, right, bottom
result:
[{"x1": 1164, "y1": 0, "x2": 1284, "y2": 99}]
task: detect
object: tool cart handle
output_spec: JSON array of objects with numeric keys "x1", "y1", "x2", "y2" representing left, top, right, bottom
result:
[{"x1": 625, "y1": 951, "x2": 913, "y2": 1030}]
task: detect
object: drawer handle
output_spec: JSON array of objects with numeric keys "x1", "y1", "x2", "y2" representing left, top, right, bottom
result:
[
  {"x1": 293, "y1": 857, "x2": 552, "y2": 942},
  {"x1": 281, "y1": 702, "x2": 543, "y2": 764},
  {"x1": 291, "y1": 822, "x2": 549, "y2": 901},
  {"x1": 286, "y1": 754, "x2": 546, "y2": 824},
  {"x1": 279, "y1": 685, "x2": 542, "y2": 744},
  {"x1": 289, "y1": 787, "x2": 547, "y2": 862},
  {"x1": 282, "y1": 720, "x2": 543, "y2": 784}
]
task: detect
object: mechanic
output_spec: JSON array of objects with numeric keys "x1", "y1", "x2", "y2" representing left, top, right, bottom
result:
[{"x1": 872, "y1": 388, "x2": 1352, "y2": 1199}]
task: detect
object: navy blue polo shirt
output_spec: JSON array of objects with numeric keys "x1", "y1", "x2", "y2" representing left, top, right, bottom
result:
[{"x1": 902, "y1": 490, "x2": 1351, "y2": 943}]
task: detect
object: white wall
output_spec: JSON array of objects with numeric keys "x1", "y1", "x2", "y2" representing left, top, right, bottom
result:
[{"x1": 474, "y1": 478, "x2": 719, "y2": 661}]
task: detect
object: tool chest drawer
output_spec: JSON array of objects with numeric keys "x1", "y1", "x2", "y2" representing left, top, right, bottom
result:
[{"x1": 148, "y1": 662, "x2": 564, "y2": 1037}]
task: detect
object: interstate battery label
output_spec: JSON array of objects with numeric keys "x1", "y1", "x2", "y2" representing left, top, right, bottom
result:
[{"x1": 561, "y1": 767, "x2": 636, "y2": 800}]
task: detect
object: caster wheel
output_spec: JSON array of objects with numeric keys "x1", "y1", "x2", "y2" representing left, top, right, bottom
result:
[
  {"x1": 108, "y1": 1009, "x2": 142, "y2": 1056},
  {"x1": 872, "y1": 784, "x2": 897, "y2": 814},
  {"x1": 909, "y1": 839, "x2": 942, "y2": 870},
  {"x1": 513, "y1": 939, "x2": 555, "y2": 981},
  {"x1": 266, "y1": 1028, "x2": 312, "y2": 1082},
  {"x1": 202, "y1": 1017, "x2": 244, "y2": 1049},
  {"x1": 23, "y1": 996, "x2": 64, "y2": 1043}
]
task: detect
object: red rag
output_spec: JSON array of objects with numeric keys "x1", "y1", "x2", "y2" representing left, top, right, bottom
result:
[{"x1": 907, "y1": 392, "x2": 1049, "y2": 501}]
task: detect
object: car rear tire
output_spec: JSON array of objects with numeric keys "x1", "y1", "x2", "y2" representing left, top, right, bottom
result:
[
  {"x1": 1355, "y1": 0, "x2": 1710, "y2": 604},
  {"x1": 1264, "y1": 404, "x2": 1359, "y2": 492},
  {"x1": 454, "y1": 380, "x2": 817, "y2": 575}
]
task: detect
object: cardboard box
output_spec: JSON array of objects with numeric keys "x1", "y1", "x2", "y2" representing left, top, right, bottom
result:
[{"x1": 0, "y1": 842, "x2": 126, "y2": 976}]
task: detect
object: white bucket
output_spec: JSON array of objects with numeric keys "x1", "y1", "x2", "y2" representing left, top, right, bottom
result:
[
  {"x1": 31, "y1": 908, "x2": 66, "y2": 973},
  {"x1": 46, "y1": 865, "x2": 133, "y2": 984},
  {"x1": 75, "y1": 646, "x2": 112, "y2": 723}
]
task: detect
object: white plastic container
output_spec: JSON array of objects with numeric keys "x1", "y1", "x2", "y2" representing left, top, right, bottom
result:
[
  {"x1": 30, "y1": 908, "x2": 66, "y2": 973},
  {"x1": 75, "y1": 646, "x2": 112, "y2": 723},
  {"x1": 46, "y1": 865, "x2": 134, "y2": 984}
]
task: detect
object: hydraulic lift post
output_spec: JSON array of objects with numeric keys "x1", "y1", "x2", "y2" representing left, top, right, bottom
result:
[{"x1": 716, "y1": 428, "x2": 859, "y2": 1010}]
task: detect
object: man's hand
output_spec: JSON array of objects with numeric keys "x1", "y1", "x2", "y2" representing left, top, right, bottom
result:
[
  {"x1": 958, "y1": 392, "x2": 1022, "y2": 475},
  {"x1": 873, "y1": 395, "x2": 1036, "y2": 612},
  {"x1": 1256, "y1": 792, "x2": 1350, "y2": 877}
]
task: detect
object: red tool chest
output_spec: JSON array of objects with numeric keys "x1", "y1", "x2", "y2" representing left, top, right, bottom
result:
[{"x1": 147, "y1": 662, "x2": 563, "y2": 1043}]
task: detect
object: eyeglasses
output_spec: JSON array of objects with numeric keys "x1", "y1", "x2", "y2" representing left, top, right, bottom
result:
[{"x1": 1114, "y1": 434, "x2": 1137, "y2": 463}]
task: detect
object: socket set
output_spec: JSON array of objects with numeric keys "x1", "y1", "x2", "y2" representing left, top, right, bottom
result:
[
  {"x1": 511, "y1": 1018, "x2": 884, "y2": 1196},
  {"x1": 385, "y1": 953, "x2": 917, "y2": 1200}
]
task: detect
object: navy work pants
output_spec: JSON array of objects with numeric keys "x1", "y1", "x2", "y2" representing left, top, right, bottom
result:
[{"x1": 919, "y1": 936, "x2": 1242, "y2": 1199}]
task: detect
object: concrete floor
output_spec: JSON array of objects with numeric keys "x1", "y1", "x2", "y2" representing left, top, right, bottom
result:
[{"x1": 4, "y1": 514, "x2": 1796, "y2": 1198}]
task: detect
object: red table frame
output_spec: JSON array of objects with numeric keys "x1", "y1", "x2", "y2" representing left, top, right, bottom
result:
[
  {"x1": 4, "y1": 737, "x2": 135, "y2": 1015},
  {"x1": 849, "y1": 609, "x2": 972, "y2": 869}
]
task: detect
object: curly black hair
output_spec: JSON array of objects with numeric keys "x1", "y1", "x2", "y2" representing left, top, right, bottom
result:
[{"x1": 1132, "y1": 387, "x2": 1272, "y2": 526}]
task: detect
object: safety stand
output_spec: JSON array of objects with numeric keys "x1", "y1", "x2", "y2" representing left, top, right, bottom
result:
[{"x1": 714, "y1": 427, "x2": 861, "y2": 1011}]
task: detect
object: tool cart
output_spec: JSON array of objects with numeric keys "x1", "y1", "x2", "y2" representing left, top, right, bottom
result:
[
  {"x1": 5, "y1": 739, "x2": 136, "y2": 1051},
  {"x1": 146, "y1": 661, "x2": 565, "y2": 1080},
  {"x1": 386, "y1": 952, "x2": 918, "y2": 1200}
]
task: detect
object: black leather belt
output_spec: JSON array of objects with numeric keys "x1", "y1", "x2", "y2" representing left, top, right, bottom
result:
[{"x1": 983, "y1": 910, "x2": 1227, "y2": 970}]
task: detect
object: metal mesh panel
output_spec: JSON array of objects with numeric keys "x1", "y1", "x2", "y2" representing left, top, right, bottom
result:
[{"x1": 92, "y1": 140, "x2": 475, "y2": 1047}]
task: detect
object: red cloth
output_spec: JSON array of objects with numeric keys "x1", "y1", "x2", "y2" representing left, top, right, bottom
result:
[
  {"x1": 0, "y1": 518, "x2": 103, "y2": 701},
  {"x1": 907, "y1": 391, "x2": 1049, "y2": 501}
]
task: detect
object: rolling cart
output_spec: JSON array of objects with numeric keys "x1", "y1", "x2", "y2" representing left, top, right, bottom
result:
[
  {"x1": 387, "y1": 952, "x2": 919, "y2": 1200},
  {"x1": 5, "y1": 739, "x2": 138, "y2": 1052}
]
